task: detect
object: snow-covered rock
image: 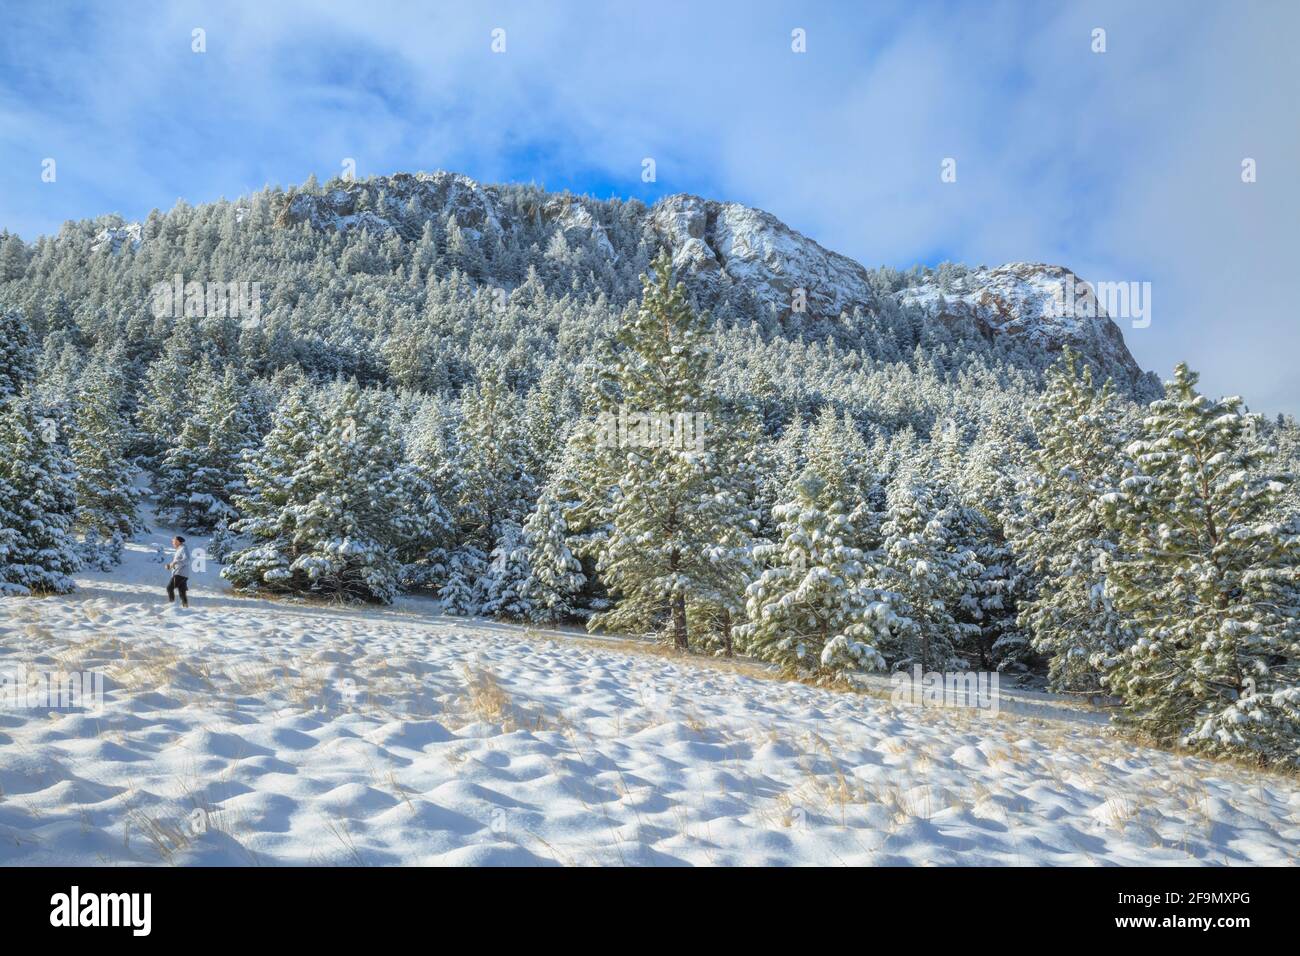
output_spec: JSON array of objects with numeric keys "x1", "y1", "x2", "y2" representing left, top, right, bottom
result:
[
  {"x1": 275, "y1": 171, "x2": 504, "y2": 239},
  {"x1": 650, "y1": 194, "x2": 881, "y2": 322},
  {"x1": 90, "y1": 223, "x2": 142, "y2": 254},
  {"x1": 544, "y1": 196, "x2": 616, "y2": 260},
  {"x1": 895, "y1": 262, "x2": 1154, "y2": 390}
]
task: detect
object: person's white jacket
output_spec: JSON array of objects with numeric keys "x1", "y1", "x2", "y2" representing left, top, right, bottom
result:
[{"x1": 168, "y1": 544, "x2": 190, "y2": 576}]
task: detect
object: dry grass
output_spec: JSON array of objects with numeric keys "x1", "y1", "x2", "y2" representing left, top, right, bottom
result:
[
  {"x1": 528, "y1": 626, "x2": 1300, "y2": 783},
  {"x1": 324, "y1": 816, "x2": 366, "y2": 866},
  {"x1": 454, "y1": 664, "x2": 547, "y2": 732},
  {"x1": 124, "y1": 806, "x2": 196, "y2": 864},
  {"x1": 383, "y1": 770, "x2": 418, "y2": 816},
  {"x1": 101, "y1": 641, "x2": 188, "y2": 693}
]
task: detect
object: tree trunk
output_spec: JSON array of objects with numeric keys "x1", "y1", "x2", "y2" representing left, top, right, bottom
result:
[
  {"x1": 672, "y1": 590, "x2": 688, "y2": 651},
  {"x1": 720, "y1": 608, "x2": 733, "y2": 658}
]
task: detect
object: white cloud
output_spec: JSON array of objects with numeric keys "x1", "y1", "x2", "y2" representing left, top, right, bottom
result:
[{"x1": 1, "y1": 0, "x2": 1296, "y2": 409}]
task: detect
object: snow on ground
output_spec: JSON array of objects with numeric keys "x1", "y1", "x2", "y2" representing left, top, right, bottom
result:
[{"x1": 2, "y1": 532, "x2": 1299, "y2": 866}]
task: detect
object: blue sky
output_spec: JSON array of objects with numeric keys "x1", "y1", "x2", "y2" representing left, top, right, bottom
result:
[{"x1": 2, "y1": 0, "x2": 1297, "y2": 412}]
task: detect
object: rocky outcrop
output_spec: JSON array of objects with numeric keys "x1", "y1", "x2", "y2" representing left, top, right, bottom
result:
[
  {"x1": 90, "y1": 223, "x2": 143, "y2": 254},
  {"x1": 648, "y1": 195, "x2": 880, "y2": 321},
  {"x1": 104, "y1": 169, "x2": 1152, "y2": 387},
  {"x1": 894, "y1": 263, "x2": 1153, "y2": 389},
  {"x1": 275, "y1": 171, "x2": 503, "y2": 239}
]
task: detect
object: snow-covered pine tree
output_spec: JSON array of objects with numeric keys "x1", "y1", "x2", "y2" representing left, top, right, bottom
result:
[
  {"x1": 941, "y1": 423, "x2": 1034, "y2": 673},
  {"x1": 136, "y1": 325, "x2": 199, "y2": 458},
  {"x1": 33, "y1": 336, "x2": 85, "y2": 410},
  {"x1": 1272, "y1": 414, "x2": 1300, "y2": 517},
  {"x1": 156, "y1": 363, "x2": 259, "y2": 531},
  {"x1": 1012, "y1": 348, "x2": 1134, "y2": 690},
  {"x1": 438, "y1": 545, "x2": 488, "y2": 615},
  {"x1": 736, "y1": 472, "x2": 901, "y2": 676},
  {"x1": 692, "y1": 399, "x2": 765, "y2": 656},
  {"x1": 876, "y1": 460, "x2": 979, "y2": 671},
  {"x1": 804, "y1": 405, "x2": 883, "y2": 550},
  {"x1": 546, "y1": 416, "x2": 616, "y2": 618},
  {"x1": 70, "y1": 348, "x2": 141, "y2": 568},
  {"x1": 522, "y1": 364, "x2": 575, "y2": 485},
  {"x1": 585, "y1": 252, "x2": 751, "y2": 650},
  {"x1": 222, "y1": 383, "x2": 325, "y2": 593},
  {"x1": 401, "y1": 397, "x2": 456, "y2": 589},
  {"x1": 762, "y1": 412, "x2": 806, "y2": 529},
  {"x1": 0, "y1": 393, "x2": 80, "y2": 594},
  {"x1": 453, "y1": 371, "x2": 536, "y2": 551},
  {"x1": 207, "y1": 515, "x2": 238, "y2": 564},
  {"x1": 806, "y1": 406, "x2": 872, "y2": 502},
  {"x1": 1101, "y1": 363, "x2": 1300, "y2": 766},
  {"x1": 0, "y1": 473, "x2": 20, "y2": 590},
  {"x1": 518, "y1": 487, "x2": 586, "y2": 623},
  {"x1": 223, "y1": 381, "x2": 433, "y2": 603},
  {"x1": 416, "y1": 369, "x2": 538, "y2": 616},
  {"x1": 480, "y1": 521, "x2": 533, "y2": 620},
  {"x1": 0, "y1": 232, "x2": 28, "y2": 284},
  {"x1": 553, "y1": 411, "x2": 614, "y2": 560},
  {"x1": 0, "y1": 307, "x2": 37, "y2": 399},
  {"x1": 966, "y1": 533, "x2": 1033, "y2": 673}
]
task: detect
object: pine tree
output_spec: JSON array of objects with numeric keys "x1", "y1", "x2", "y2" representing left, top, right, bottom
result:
[
  {"x1": 0, "y1": 233, "x2": 27, "y2": 283},
  {"x1": 691, "y1": 400, "x2": 765, "y2": 656},
  {"x1": 1012, "y1": 349, "x2": 1135, "y2": 690},
  {"x1": 208, "y1": 515, "x2": 238, "y2": 564},
  {"x1": 876, "y1": 462, "x2": 979, "y2": 671},
  {"x1": 763, "y1": 413, "x2": 806, "y2": 526},
  {"x1": 806, "y1": 406, "x2": 873, "y2": 505},
  {"x1": 549, "y1": 417, "x2": 615, "y2": 618},
  {"x1": 223, "y1": 381, "x2": 433, "y2": 603},
  {"x1": 438, "y1": 545, "x2": 488, "y2": 615},
  {"x1": 0, "y1": 307, "x2": 37, "y2": 399},
  {"x1": 156, "y1": 363, "x2": 259, "y2": 531},
  {"x1": 522, "y1": 364, "x2": 575, "y2": 483},
  {"x1": 453, "y1": 373, "x2": 536, "y2": 549},
  {"x1": 584, "y1": 252, "x2": 750, "y2": 650},
  {"x1": 943, "y1": 426, "x2": 1034, "y2": 673},
  {"x1": 480, "y1": 521, "x2": 533, "y2": 619},
  {"x1": 70, "y1": 350, "x2": 141, "y2": 568},
  {"x1": 0, "y1": 474, "x2": 21, "y2": 591},
  {"x1": 1101, "y1": 364, "x2": 1300, "y2": 765},
  {"x1": 0, "y1": 394, "x2": 80, "y2": 594},
  {"x1": 401, "y1": 397, "x2": 456, "y2": 588},
  {"x1": 736, "y1": 472, "x2": 901, "y2": 676},
  {"x1": 136, "y1": 327, "x2": 199, "y2": 457},
  {"x1": 518, "y1": 488, "x2": 585, "y2": 623},
  {"x1": 802, "y1": 406, "x2": 883, "y2": 550},
  {"x1": 964, "y1": 522, "x2": 1033, "y2": 673}
]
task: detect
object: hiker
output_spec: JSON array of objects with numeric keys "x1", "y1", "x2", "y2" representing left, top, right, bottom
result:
[{"x1": 166, "y1": 535, "x2": 190, "y2": 608}]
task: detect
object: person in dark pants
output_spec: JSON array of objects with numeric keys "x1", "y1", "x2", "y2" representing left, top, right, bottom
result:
[{"x1": 166, "y1": 535, "x2": 190, "y2": 608}]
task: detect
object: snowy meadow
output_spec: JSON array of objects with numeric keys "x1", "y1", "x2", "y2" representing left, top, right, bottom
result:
[{"x1": 3, "y1": 537, "x2": 1298, "y2": 866}]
